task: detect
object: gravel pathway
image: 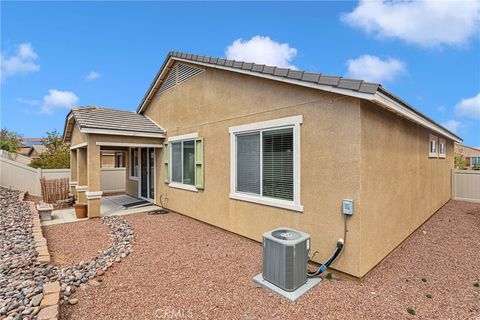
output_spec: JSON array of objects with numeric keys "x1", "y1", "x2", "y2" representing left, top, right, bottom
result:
[{"x1": 54, "y1": 200, "x2": 479, "y2": 320}]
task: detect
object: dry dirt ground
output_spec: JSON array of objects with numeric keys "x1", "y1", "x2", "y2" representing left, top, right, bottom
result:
[{"x1": 43, "y1": 200, "x2": 480, "y2": 320}]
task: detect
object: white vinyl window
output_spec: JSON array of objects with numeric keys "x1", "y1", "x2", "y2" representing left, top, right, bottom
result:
[
  {"x1": 429, "y1": 134, "x2": 438, "y2": 158},
  {"x1": 229, "y1": 116, "x2": 303, "y2": 212},
  {"x1": 168, "y1": 133, "x2": 199, "y2": 192},
  {"x1": 129, "y1": 148, "x2": 139, "y2": 179},
  {"x1": 439, "y1": 138, "x2": 446, "y2": 158}
]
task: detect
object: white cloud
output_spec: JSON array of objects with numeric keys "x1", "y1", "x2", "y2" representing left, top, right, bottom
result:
[
  {"x1": 346, "y1": 55, "x2": 405, "y2": 83},
  {"x1": 16, "y1": 97, "x2": 39, "y2": 106},
  {"x1": 437, "y1": 105, "x2": 447, "y2": 113},
  {"x1": 342, "y1": 0, "x2": 480, "y2": 47},
  {"x1": 85, "y1": 71, "x2": 101, "y2": 80},
  {"x1": 1, "y1": 43, "x2": 40, "y2": 79},
  {"x1": 442, "y1": 120, "x2": 461, "y2": 133},
  {"x1": 41, "y1": 89, "x2": 79, "y2": 114},
  {"x1": 225, "y1": 36, "x2": 298, "y2": 68},
  {"x1": 455, "y1": 92, "x2": 480, "y2": 120}
]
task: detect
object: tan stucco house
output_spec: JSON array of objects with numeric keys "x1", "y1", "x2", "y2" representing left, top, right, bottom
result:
[
  {"x1": 63, "y1": 51, "x2": 462, "y2": 278},
  {"x1": 455, "y1": 143, "x2": 480, "y2": 169}
]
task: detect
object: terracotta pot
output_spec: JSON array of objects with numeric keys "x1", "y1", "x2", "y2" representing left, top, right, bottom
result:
[{"x1": 74, "y1": 204, "x2": 88, "y2": 219}]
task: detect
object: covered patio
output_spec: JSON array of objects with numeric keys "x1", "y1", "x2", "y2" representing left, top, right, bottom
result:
[
  {"x1": 41, "y1": 194, "x2": 160, "y2": 226},
  {"x1": 63, "y1": 106, "x2": 165, "y2": 218}
]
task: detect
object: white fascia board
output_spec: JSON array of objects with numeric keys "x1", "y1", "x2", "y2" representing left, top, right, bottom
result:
[
  {"x1": 80, "y1": 127, "x2": 165, "y2": 138},
  {"x1": 144, "y1": 114, "x2": 167, "y2": 133},
  {"x1": 70, "y1": 142, "x2": 87, "y2": 149},
  {"x1": 96, "y1": 142, "x2": 164, "y2": 148},
  {"x1": 373, "y1": 92, "x2": 461, "y2": 142}
]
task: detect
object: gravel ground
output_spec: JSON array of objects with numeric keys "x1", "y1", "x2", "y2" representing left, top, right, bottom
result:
[
  {"x1": 53, "y1": 200, "x2": 479, "y2": 320},
  {"x1": 43, "y1": 220, "x2": 110, "y2": 266},
  {"x1": 0, "y1": 186, "x2": 57, "y2": 319}
]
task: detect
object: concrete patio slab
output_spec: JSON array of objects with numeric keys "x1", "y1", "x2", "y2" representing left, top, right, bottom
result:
[{"x1": 41, "y1": 195, "x2": 159, "y2": 226}]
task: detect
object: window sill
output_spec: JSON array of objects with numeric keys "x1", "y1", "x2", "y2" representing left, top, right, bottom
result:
[
  {"x1": 429, "y1": 154, "x2": 438, "y2": 158},
  {"x1": 229, "y1": 192, "x2": 303, "y2": 212},
  {"x1": 439, "y1": 154, "x2": 446, "y2": 159},
  {"x1": 169, "y1": 182, "x2": 198, "y2": 192},
  {"x1": 128, "y1": 176, "x2": 139, "y2": 181}
]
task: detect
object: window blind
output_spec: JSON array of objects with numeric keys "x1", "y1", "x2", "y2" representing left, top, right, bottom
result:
[
  {"x1": 236, "y1": 133, "x2": 261, "y2": 194},
  {"x1": 262, "y1": 128, "x2": 294, "y2": 201}
]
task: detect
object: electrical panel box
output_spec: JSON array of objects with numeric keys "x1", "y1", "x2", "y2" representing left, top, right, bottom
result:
[{"x1": 343, "y1": 199, "x2": 353, "y2": 215}]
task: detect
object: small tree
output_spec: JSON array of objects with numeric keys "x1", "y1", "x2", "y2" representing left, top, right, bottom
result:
[
  {"x1": 30, "y1": 130, "x2": 70, "y2": 169},
  {"x1": 454, "y1": 156, "x2": 467, "y2": 170},
  {"x1": 0, "y1": 129, "x2": 23, "y2": 153}
]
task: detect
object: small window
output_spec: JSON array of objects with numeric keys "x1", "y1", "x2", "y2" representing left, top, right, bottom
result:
[
  {"x1": 130, "y1": 148, "x2": 138, "y2": 177},
  {"x1": 439, "y1": 138, "x2": 446, "y2": 158},
  {"x1": 471, "y1": 157, "x2": 480, "y2": 168},
  {"x1": 171, "y1": 140, "x2": 195, "y2": 186},
  {"x1": 429, "y1": 134, "x2": 438, "y2": 158},
  {"x1": 167, "y1": 133, "x2": 203, "y2": 191},
  {"x1": 229, "y1": 116, "x2": 303, "y2": 212}
]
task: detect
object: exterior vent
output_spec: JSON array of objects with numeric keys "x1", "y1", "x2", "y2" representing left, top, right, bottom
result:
[
  {"x1": 158, "y1": 63, "x2": 204, "y2": 95},
  {"x1": 262, "y1": 227, "x2": 310, "y2": 292}
]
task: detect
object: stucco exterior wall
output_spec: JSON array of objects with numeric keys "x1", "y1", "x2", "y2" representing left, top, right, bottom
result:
[
  {"x1": 145, "y1": 64, "x2": 364, "y2": 276},
  {"x1": 359, "y1": 101, "x2": 454, "y2": 276},
  {"x1": 70, "y1": 125, "x2": 87, "y2": 146}
]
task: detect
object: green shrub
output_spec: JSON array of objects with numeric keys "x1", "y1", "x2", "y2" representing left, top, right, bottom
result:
[{"x1": 407, "y1": 307, "x2": 416, "y2": 315}]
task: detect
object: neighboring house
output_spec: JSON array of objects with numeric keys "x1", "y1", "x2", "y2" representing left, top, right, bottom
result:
[
  {"x1": 26, "y1": 144, "x2": 47, "y2": 160},
  {"x1": 19, "y1": 138, "x2": 44, "y2": 156},
  {"x1": 63, "y1": 52, "x2": 461, "y2": 278},
  {"x1": 454, "y1": 143, "x2": 480, "y2": 169}
]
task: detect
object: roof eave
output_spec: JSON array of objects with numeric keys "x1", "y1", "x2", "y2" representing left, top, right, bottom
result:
[
  {"x1": 373, "y1": 90, "x2": 462, "y2": 143},
  {"x1": 79, "y1": 127, "x2": 165, "y2": 139},
  {"x1": 136, "y1": 52, "x2": 462, "y2": 143}
]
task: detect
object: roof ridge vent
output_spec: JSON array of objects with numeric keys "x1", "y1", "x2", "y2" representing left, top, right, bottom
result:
[{"x1": 157, "y1": 63, "x2": 204, "y2": 95}]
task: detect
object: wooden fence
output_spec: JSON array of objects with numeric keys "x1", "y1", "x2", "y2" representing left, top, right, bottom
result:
[
  {"x1": 0, "y1": 155, "x2": 126, "y2": 196},
  {"x1": 452, "y1": 169, "x2": 480, "y2": 203}
]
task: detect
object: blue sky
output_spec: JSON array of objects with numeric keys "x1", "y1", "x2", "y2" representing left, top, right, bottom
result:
[{"x1": 1, "y1": 1, "x2": 479, "y2": 146}]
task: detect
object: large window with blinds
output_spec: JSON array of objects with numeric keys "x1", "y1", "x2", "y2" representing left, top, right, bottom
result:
[{"x1": 229, "y1": 116, "x2": 303, "y2": 212}]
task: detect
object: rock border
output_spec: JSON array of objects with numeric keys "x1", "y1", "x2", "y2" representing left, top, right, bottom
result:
[{"x1": 26, "y1": 194, "x2": 60, "y2": 320}]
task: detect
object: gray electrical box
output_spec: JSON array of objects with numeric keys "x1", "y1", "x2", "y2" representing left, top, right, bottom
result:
[
  {"x1": 343, "y1": 199, "x2": 354, "y2": 215},
  {"x1": 262, "y1": 227, "x2": 310, "y2": 292}
]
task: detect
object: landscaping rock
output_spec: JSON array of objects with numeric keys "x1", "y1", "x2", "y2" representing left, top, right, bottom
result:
[
  {"x1": 37, "y1": 305, "x2": 58, "y2": 320},
  {"x1": 68, "y1": 298, "x2": 78, "y2": 305},
  {"x1": 31, "y1": 293, "x2": 43, "y2": 307},
  {"x1": 0, "y1": 186, "x2": 136, "y2": 318}
]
